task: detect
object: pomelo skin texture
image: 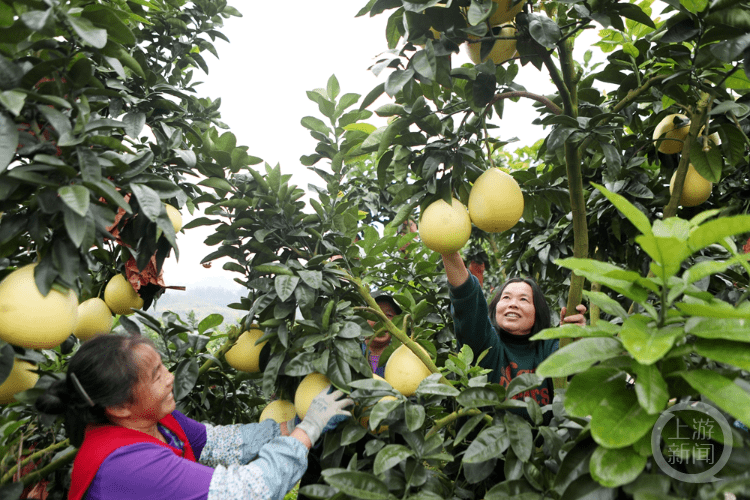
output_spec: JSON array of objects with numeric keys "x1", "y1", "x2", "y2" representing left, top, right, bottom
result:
[
  {"x1": 419, "y1": 198, "x2": 472, "y2": 254},
  {"x1": 295, "y1": 372, "x2": 331, "y2": 420},
  {"x1": 468, "y1": 168, "x2": 524, "y2": 232},
  {"x1": 73, "y1": 297, "x2": 113, "y2": 341},
  {"x1": 489, "y1": 0, "x2": 524, "y2": 25},
  {"x1": 259, "y1": 400, "x2": 297, "y2": 423},
  {"x1": 104, "y1": 274, "x2": 143, "y2": 316},
  {"x1": 0, "y1": 264, "x2": 78, "y2": 349},
  {"x1": 0, "y1": 359, "x2": 39, "y2": 404},
  {"x1": 224, "y1": 329, "x2": 267, "y2": 373},
  {"x1": 385, "y1": 344, "x2": 432, "y2": 397},
  {"x1": 466, "y1": 28, "x2": 517, "y2": 65},
  {"x1": 670, "y1": 164, "x2": 712, "y2": 207},
  {"x1": 653, "y1": 113, "x2": 689, "y2": 154}
]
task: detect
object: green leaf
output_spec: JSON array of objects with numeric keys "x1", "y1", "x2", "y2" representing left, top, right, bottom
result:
[
  {"x1": 374, "y1": 444, "x2": 413, "y2": 475},
  {"x1": 63, "y1": 207, "x2": 87, "y2": 248},
  {"x1": 457, "y1": 387, "x2": 501, "y2": 408},
  {"x1": 620, "y1": 315, "x2": 682, "y2": 365},
  {"x1": 589, "y1": 445, "x2": 647, "y2": 487},
  {"x1": 679, "y1": 370, "x2": 750, "y2": 424},
  {"x1": 583, "y1": 290, "x2": 629, "y2": 319},
  {"x1": 198, "y1": 314, "x2": 224, "y2": 335},
  {"x1": 552, "y1": 438, "x2": 598, "y2": 495},
  {"x1": 680, "y1": 0, "x2": 709, "y2": 12},
  {"x1": 555, "y1": 258, "x2": 650, "y2": 303},
  {"x1": 405, "y1": 402, "x2": 425, "y2": 431},
  {"x1": 58, "y1": 185, "x2": 90, "y2": 217},
  {"x1": 533, "y1": 322, "x2": 620, "y2": 340},
  {"x1": 297, "y1": 270, "x2": 323, "y2": 289},
  {"x1": 591, "y1": 388, "x2": 659, "y2": 448},
  {"x1": 485, "y1": 479, "x2": 543, "y2": 500},
  {"x1": 0, "y1": 112, "x2": 18, "y2": 173},
  {"x1": 172, "y1": 358, "x2": 199, "y2": 400},
  {"x1": 694, "y1": 338, "x2": 750, "y2": 371},
  {"x1": 688, "y1": 214, "x2": 750, "y2": 253},
  {"x1": 0, "y1": 90, "x2": 26, "y2": 116},
  {"x1": 198, "y1": 176, "x2": 234, "y2": 193},
  {"x1": 81, "y1": 5, "x2": 136, "y2": 45},
  {"x1": 130, "y1": 183, "x2": 162, "y2": 221},
  {"x1": 636, "y1": 234, "x2": 690, "y2": 280},
  {"x1": 565, "y1": 366, "x2": 628, "y2": 418},
  {"x1": 679, "y1": 303, "x2": 750, "y2": 319},
  {"x1": 591, "y1": 183, "x2": 652, "y2": 236},
  {"x1": 506, "y1": 372, "x2": 543, "y2": 399},
  {"x1": 463, "y1": 424, "x2": 510, "y2": 463},
  {"x1": 683, "y1": 255, "x2": 750, "y2": 286},
  {"x1": 301, "y1": 116, "x2": 331, "y2": 136},
  {"x1": 338, "y1": 322, "x2": 362, "y2": 339},
  {"x1": 274, "y1": 275, "x2": 300, "y2": 302},
  {"x1": 536, "y1": 337, "x2": 623, "y2": 378},
  {"x1": 323, "y1": 470, "x2": 391, "y2": 500},
  {"x1": 631, "y1": 361, "x2": 669, "y2": 414},
  {"x1": 689, "y1": 140, "x2": 722, "y2": 183},
  {"x1": 327, "y1": 74, "x2": 340, "y2": 100},
  {"x1": 66, "y1": 14, "x2": 107, "y2": 48},
  {"x1": 505, "y1": 412, "x2": 533, "y2": 461},
  {"x1": 528, "y1": 14, "x2": 562, "y2": 49}
]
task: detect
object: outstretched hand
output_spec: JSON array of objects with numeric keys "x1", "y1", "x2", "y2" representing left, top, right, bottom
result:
[{"x1": 560, "y1": 304, "x2": 587, "y2": 327}]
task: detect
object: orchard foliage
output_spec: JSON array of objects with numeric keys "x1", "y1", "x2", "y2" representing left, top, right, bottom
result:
[{"x1": 0, "y1": 0, "x2": 749, "y2": 499}]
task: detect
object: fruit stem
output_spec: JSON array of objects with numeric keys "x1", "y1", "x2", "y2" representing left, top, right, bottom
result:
[
  {"x1": 0, "y1": 439, "x2": 72, "y2": 485},
  {"x1": 197, "y1": 326, "x2": 242, "y2": 377},
  {"x1": 663, "y1": 92, "x2": 710, "y2": 220},
  {"x1": 486, "y1": 91, "x2": 562, "y2": 116},
  {"x1": 343, "y1": 271, "x2": 451, "y2": 385},
  {"x1": 425, "y1": 409, "x2": 493, "y2": 438}
]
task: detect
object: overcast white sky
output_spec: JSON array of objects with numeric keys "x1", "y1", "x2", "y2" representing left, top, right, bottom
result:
[{"x1": 160, "y1": 2, "x2": 566, "y2": 293}]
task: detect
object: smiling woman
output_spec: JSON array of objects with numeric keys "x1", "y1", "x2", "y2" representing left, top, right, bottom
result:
[
  {"x1": 440, "y1": 252, "x2": 586, "y2": 423},
  {"x1": 35, "y1": 334, "x2": 353, "y2": 500}
]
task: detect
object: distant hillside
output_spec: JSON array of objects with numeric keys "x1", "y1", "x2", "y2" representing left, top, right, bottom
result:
[{"x1": 149, "y1": 284, "x2": 247, "y2": 324}]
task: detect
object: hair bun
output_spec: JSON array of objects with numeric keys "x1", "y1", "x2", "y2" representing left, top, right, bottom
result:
[{"x1": 35, "y1": 379, "x2": 70, "y2": 415}]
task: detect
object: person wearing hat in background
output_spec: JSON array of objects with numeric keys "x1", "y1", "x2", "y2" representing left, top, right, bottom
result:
[
  {"x1": 362, "y1": 291, "x2": 403, "y2": 377},
  {"x1": 35, "y1": 333, "x2": 353, "y2": 500}
]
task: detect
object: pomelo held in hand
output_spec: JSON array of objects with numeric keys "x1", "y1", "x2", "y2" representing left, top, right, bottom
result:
[
  {"x1": 669, "y1": 164, "x2": 712, "y2": 207},
  {"x1": 0, "y1": 264, "x2": 78, "y2": 349},
  {"x1": 468, "y1": 168, "x2": 524, "y2": 232},
  {"x1": 419, "y1": 198, "x2": 471, "y2": 254},
  {"x1": 0, "y1": 359, "x2": 39, "y2": 404},
  {"x1": 259, "y1": 400, "x2": 297, "y2": 423},
  {"x1": 73, "y1": 297, "x2": 113, "y2": 341},
  {"x1": 225, "y1": 328, "x2": 267, "y2": 373},
  {"x1": 384, "y1": 343, "x2": 432, "y2": 397},
  {"x1": 294, "y1": 372, "x2": 331, "y2": 420},
  {"x1": 104, "y1": 274, "x2": 143, "y2": 316}
]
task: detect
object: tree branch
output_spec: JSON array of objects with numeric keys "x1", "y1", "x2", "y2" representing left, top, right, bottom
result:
[{"x1": 487, "y1": 91, "x2": 563, "y2": 115}]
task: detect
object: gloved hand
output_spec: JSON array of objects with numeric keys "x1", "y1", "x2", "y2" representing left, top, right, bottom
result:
[{"x1": 296, "y1": 385, "x2": 353, "y2": 446}]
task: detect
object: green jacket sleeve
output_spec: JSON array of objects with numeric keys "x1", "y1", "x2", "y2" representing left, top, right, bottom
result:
[{"x1": 449, "y1": 273, "x2": 502, "y2": 380}]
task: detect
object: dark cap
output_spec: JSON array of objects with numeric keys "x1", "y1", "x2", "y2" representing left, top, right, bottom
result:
[{"x1": 371, "y1": 290, "x2": 403, "y2": 315}]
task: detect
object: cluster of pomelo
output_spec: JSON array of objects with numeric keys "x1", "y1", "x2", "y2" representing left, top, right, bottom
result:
[
  {"x1": 419, "y1": 168, "x2": 524, "y2": 254},
  {"x1": 652, "y1": 113, "x2": 720, "y2": 207},
  {"x1": 0, "y1": 203, "x2": 184, "y2": 403}
]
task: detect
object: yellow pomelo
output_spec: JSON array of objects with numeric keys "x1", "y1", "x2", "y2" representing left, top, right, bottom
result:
[
  {"x1": 361, "y1": 395, "x2": 398, "y2": 433},
  {"x1": 0, "y1": 264, "x2": 78, "y2": 349},
  {"x1": 466, "y1": 28, "x2": 517, "y2": 65},
  {"x1": 165, "y1": 204, "x2": 183, "y2": 233},
  {"x1": 225, "y1": 328, "x2": 267, "y2": 373},
  {"x1": 373, "y1": 374, "x2": 388, "y2": 384},
  {"x1": 104, "y1": 274, "x2": 143, "y2": 316},
  {"x1": 418, "y1": 198, "x2": 472, "y2": 254},
  {"x1": 468, "y1": 168, "x2": 524, "y2": 232},
  {"x1": 653, "y1": 113, "x2": 690, "y2": 154},
  {"x1": 259, "y1": 399, "x2": 297, "y2": 424},
  {"x1": 294, "y1": 372, "x2": 331, "y2": 420},
  {"x1": 385, "y1": 344, "x2": 432, "y2": 397},
  {"x1": 73, "y1": 298, "x2": 113, "y2": 341},
  {"x1": 669, "y1": 164, "x2": 712, "y2": 207},
  {"x1": 489, "y1": 0, "x2": 524, "y2": 25},
  {"x1": 0, "y1": 360, "x2": 39, "y2": 404}
]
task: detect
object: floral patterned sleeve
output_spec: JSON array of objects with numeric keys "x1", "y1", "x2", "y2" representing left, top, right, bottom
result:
[
  {"x1": 200, "y1": 419, "x2": 281, "y2": 467},
  {"x1": 206, "y1": 436, "x2": 308, "y2": 500}
]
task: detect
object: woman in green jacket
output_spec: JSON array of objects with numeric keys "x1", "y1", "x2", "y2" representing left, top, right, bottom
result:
[{"x1": 442, "y1": 252, "x2": 586, "y2": 414}]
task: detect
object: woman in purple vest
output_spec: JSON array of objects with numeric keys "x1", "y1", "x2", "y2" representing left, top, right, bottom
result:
[{"x1": 36, "y1": 334, "x2": 352, "y2": 500}]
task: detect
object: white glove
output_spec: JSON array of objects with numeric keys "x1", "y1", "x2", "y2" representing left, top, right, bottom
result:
[{"x1": 296, "y1": 385, "x2": 353, "y2": 446}]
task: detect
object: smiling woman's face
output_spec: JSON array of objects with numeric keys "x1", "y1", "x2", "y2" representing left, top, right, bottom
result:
[
  {"x1": 125, "y1": 344, "x2": 176, "y2": 422},
  {"x1": 494, "y1": 281, "x2": 536, "y2": 336}
]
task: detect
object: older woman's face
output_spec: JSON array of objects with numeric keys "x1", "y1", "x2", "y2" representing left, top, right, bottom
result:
[
  {"x1": 494, "y1": 282, "x2": 536, "y2": 336},
  {"x1": 126, "y1": 344, "x2": 176, "y2": 422}
]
